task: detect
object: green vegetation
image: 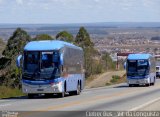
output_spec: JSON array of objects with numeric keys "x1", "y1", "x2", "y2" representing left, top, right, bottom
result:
[
  {"x1": 34, "y1": 34, "x2": 53, "y2": 40},
  {"x1": 3, "y1": 28, "x2": 31, "y2": 58},
  {"x1": 110, "y1": 75, "x2": 121, "y2": 83},
  {"x1": 56, "y1": 31, "x2": 74, "y2": 42},
  {"x1": 75, "y1": 27, "x2": 94, "y2": 48},
  {"x1": 1, "y1": 28, "x2": 31, "y2": 89},
  {"x1": 75, "y1": 27, "x2": 104, "y2": 77},
  {"x1": 0, "y1": 38, "x2": 5, "y2": 56},
  {"x1": 0, "y1": 86, "x2": 24, "y2": 98},
  {"x1": 102, "y1": 53, "x2": 116, "y2": 70},
  {"x1": 0, "y1": 26, "x2": 117, "y2": 98},
  {"x1": 105, "y1": 82, "x2": 111, "y2": 86},
  {"x1": 106, "y1": 74, "x2": 126, "y2": 86}
]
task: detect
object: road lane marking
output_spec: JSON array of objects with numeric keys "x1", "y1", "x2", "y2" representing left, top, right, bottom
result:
[
  {"x1": 44, "y1": 83, "x2": 160, "y2": 111},
  {"x1": 20, "y1": 88, "x2": 140, "y2": 117},
  {"x1": 0, "y1": 103, "x2": 11, "y2": 107},
  {"x1": 8, "y1": 82, "x2": 160, "y2": 117},
  {"x1": 130, "y1": 97, "x2": 160, "y2": 111},
  {"x1": 19, "y1": 83, "x2": 160, "y2": 117},
  {"x1": 42, "y1": 84, "x2": 160, "y2": 111},
  {"x1": 38, "y1": 88, "x2": 143, "y2": 111}
]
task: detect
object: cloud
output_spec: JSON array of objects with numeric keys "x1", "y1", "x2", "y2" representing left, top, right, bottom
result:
[
  {"x1": 94, "y1": 0, "x2": 99, "y2": 2},
  {"x1": 0, "y1": 0, "x2": 4, "y2": 5},
  {"x1": 16, "y1": 0, "x2": 23, "y2": 5},
  {"x1": 0, "y1": 0, "x2": 160, "y2": 23}
]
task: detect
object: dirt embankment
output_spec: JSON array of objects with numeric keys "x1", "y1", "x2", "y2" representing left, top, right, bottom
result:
[{"x1": 85, "y1": 70, "x2": 126, "y2": 88}]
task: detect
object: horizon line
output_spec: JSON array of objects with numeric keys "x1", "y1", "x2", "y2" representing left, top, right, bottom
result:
[{"x1": 0, "y1": 21, "x2": 160, "y2": 25}]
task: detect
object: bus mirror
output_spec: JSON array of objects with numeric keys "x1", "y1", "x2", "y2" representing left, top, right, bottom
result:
[
  {"x1": 60, "y1": 54, "x2": 63, "y2": 65},
  {"x1": 149, "y1": 61, "x2": 151, "y2": 66},
  {"x1": 16, "y1": 55, "x2": 22, "y2": 68},
  {"x1": 124, "y1": 62, "x2": 126, "y2": 70}
]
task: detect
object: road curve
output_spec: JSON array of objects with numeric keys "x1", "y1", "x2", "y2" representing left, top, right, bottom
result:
[{"x1": 1, "y1": 79, "x2": 160, "y2": 117}]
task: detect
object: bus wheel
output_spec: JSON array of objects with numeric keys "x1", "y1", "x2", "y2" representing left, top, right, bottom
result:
[
  {"x1": 76, "y1": 83, "x2": 81, "y2": 95},
  {"x1": 59, "y1": 83, "x2": 66, "y2": 98},
  {"x1": 58, "y1": 92, "x2": 65, "y2": 98},
  {"x1": 129, "y1": 84, "x2": 132, "y2": 87},
  {"x1": 69, "y1": 91, "x2": 74, "y2": 96},
  {"x1": 151, "y1": 78, "x2": 155, "y2": 86},
  {"x1": 146, "y1": 83, "x2": 150, "y2": 87},
  {"x1": 28, "y1": 94, "x2": 35, "y2": 99},
  {"x1": 70, "y1": 83, "x2": 81, "y2": 96}
]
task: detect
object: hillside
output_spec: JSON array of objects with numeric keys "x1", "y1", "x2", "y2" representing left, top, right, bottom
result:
[
  {"x1": 86, "y1": 70, "x2": 126, "y2": 88},
  {"x1": 0, "y1": 38, "x2": 5, "y2": 57}
]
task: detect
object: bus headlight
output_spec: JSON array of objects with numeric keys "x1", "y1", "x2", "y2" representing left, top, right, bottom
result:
[{"x1": 50, "y1": 81, "x2": 62, "y2": 87}]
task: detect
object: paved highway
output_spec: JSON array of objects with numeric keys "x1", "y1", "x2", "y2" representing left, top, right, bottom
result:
[{"x1": 1, "y1": 79, "x2": 160, "y2": 117}]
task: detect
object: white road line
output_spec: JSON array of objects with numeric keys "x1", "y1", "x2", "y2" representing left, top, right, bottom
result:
[
  {"x1": 0, "y1": 103, "x2": 11, "y2": 108},
  {"x1": 130, "y1": 97, "x2": 160, "y2": 111}
]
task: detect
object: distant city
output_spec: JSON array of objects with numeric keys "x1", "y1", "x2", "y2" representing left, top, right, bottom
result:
[{"x1": 0, "y1": 22, "x2": 160, "y2": 61}]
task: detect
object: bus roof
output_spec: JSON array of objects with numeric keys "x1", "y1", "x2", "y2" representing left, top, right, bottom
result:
[
  {"x1": 127, "y1": 54, "x2": 152, "y2": 60},
  {"x1": 24, "y1": 40, "x2": 82, "y2": 51}
]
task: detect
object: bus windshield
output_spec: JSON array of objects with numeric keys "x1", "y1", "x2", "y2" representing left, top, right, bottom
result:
[
  {"x1": 23, "y1": 51, "x2": 60, "y2": 80},
  {"x1": 127, "y1": 60, "x2": 149, "y2": 76},
  {"x1": 24, "y1": 51, "x2": 40, "y2": 73}
]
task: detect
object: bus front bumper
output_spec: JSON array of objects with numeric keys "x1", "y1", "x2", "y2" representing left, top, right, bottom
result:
[
  {"x1": 22, "y1": 82, "x2": 63, "y2": 94},
  {"x1": 127, "y1": 78, "x2": 150, "y2": 85}
]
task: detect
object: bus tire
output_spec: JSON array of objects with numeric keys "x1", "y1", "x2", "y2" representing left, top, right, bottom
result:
[
  {"x1": 69, "y1": 82, "x2": 81, "y2": 96},
  {"x1": 59, "y1": 82, "x2": 66, "y2": 98},
  {"x1": 59, "y1": 92, "x2": 65, "y2": 98},
  {"x1": 80, "y1": 80, "x2": 82, "y2": 92},
  {"x1": 146, "y1": 83, "x2": 150, "y2": 87},
  {"x1": 69, "y1": 91, "x2": 74, "y2": 96},
  {"x1": 76, "y1": 83, "x2": 81, "y2": 95},
  {"x1": 151, "y1": 78, "x2": 155, "y2": 86},
  {"x1": 129, "y1": 84, "x2": 132, "y2": 87}
]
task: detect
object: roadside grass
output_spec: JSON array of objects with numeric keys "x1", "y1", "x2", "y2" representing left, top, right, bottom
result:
[
  {"x1": 86, "y1": 70, "x2": 126, "y2": 88},
  {"x1": 0, "y1": 86, "x2": 24, "y2": 99},
  {"x1": 106, "y1": 74, "x2": 126, "y2": 86}
]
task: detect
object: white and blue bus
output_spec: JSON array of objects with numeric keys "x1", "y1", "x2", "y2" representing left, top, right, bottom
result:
[
  {"x1": 125, "y1": 54, "x2": 156, "y2": 87},
  {"x1": 17, "y1": 40, "x2": 85, "y2": 98}
]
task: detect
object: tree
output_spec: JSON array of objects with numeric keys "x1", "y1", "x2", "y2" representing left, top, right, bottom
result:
[
  {"x1": 0, "y1": 38, "x2": 5, "y2": 57},
  {"x1": 1, "y1": 28, "x2": 31, "y2": 88},
  {"x1": 2, "y1": 28, "x2": 31, "y2": 58},
  {"x1": 75, "y1": 27, "x2": 101, "y2": 77},
  {"x1": 75, "y1": 27, "x2": 94, "y2": 48},
  {"x1": 102, "y1": 53, "x2": 116, "y2": 70},
  {"x1": 56, "y1": 31, "x2": 74, "y2": 43},
  {"x1": 34, "y1": 34, "x2": 53, "y2": 41}
]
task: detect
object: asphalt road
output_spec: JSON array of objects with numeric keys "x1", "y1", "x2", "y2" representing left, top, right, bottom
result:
[{"x1": 1, "y1": 79, "x2": 160, "y2": 117}]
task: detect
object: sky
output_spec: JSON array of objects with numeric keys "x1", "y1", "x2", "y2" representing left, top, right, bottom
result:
[{"x1": 0, "y1": 0, "x2": 160, "y2": 24}]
